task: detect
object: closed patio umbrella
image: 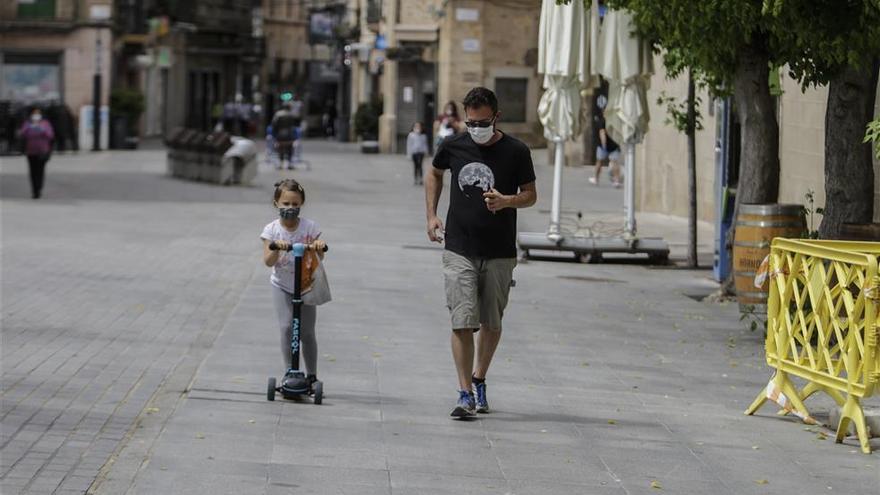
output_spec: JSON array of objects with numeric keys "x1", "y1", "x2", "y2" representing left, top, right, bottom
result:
[
  {"x1": 596, "y1": 8, "x2": 652, "y2": 237},
  {"x1": 537, "y1": 0, "x2": 598, "y2": 241}
]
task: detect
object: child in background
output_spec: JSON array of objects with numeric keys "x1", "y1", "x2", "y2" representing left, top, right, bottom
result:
[
  {"x1": 406, "y1": 122, "x2": 429, "y2": 185},
  {"x1": 261, "y1": 179, "x2": 327, "y2": 384}
]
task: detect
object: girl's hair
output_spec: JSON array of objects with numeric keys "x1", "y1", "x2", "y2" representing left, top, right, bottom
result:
[
  {"x1": 444, "y1": 101, "x2": 459, "y2": 118},
  {"x1": 273, "y1": 178, "x2": 305, "y2": 203}
]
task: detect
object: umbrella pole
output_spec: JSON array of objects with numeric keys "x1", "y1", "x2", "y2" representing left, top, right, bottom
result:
[
  {"x1": 548, "y1": 136, "x2": 565, "y2": 242},
  {"x1": 624, "y1": 141, "x2": 637, "y2": 239}
]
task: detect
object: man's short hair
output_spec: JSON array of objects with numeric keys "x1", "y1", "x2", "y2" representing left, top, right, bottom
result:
[{"x1": 463, "y1": 87, "x2": 498, "y2": 114}]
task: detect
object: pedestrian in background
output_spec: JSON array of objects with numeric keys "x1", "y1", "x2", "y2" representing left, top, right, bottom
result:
[
  {"x1": 271, "y1": 102, "x2": 299, "y2": 170},
  {"x1": 434, "y1": 101, "x2": 464, "y2": 149},
  {"x1": 407, "y1": 121, "x2": 429, "y2": 185},
  {"x1": 590, "y1": 95, "x2": 622, "y2": 188},
  {"x1": 222, "y1": 98, "x2": 238, "y2": 135},
  {"x1": 17, "y1": 107, "x2": 54, "y2": 199}
]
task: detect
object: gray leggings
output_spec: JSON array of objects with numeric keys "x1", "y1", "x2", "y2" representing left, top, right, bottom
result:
[{"x1": 272, "y1": 285, "x2": 318, "y2": 375}]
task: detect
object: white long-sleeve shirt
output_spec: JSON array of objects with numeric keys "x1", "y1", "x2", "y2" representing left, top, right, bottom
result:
[{"x1": 406, "y1": 131, "x2": 429, "y2": 157}]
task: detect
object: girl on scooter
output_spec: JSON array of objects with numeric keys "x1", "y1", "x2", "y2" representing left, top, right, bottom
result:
[{"x1": 261, "y1": 179, "x2": 328, "y2": 387}]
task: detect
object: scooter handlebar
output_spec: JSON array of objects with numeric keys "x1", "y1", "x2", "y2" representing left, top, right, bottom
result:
[{"x1": 269, "y1": 241, "x2": 329, "y2": 253}]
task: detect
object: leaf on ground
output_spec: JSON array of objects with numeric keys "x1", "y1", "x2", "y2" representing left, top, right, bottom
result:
[
  {"x1": 607, "y1": 419, "x2": 617, "y2": 425},
  {"x1": 650, "y1": 480, "x2": 663, "y2": 489},
  {"x1": 729, "y1": 361, "x2": 738, "y2": 367},
  {"x1": 248, "y1": 419, "x2": 256, "y2": 424},
  {"x1": 324, "y1": 354, "x2": 336, "y2": 362},
  {"x1": 145, "y1": 407, "x2": 160, "y2": 414},
  {"x1": 362, "y1": 335, "x2": 370, "y2": 340},
  {"x1": 755, "y1": 479, "x2": 769, "y2": 485},
  {"x1": 752, "y1": 445, "x2": 760, "y2": 450},
  {"x1": 232, "y1": 376, "x2": 245, "y2": 383},
  {"x1": 816, "y1": 432, "x2": 829, "y2": 440},
  {"x1": 372, "y1": 352, "x2": 382, "y2": 358},
  {"x1": 580, "y1": 361, "x2": 590, "y2": 367},
  {"x1": 195, "y1": 433, "x2": 205, "y2": 439}
]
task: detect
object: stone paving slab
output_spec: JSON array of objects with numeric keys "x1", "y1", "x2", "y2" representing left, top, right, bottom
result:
[{"x1": 3, "y1": 142, "x2": 878, "y2": 495}]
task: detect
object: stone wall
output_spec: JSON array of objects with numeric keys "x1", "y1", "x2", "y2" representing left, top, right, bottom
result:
[
  {"x1": 438, "y1": 0, "x2": 484, "y2": 108},
  {"x1": 636, "y1": 54, "x2": 880, "y2": 225},
  {"x1": 636, "y1": 58, "x2": 716, "y2": 222},
  {"x1": 436, "y1": 0, "x2": 541, "y2": 145},
  {"x1": 399, "y1": 0, "x2": 439, "y2": 25}
]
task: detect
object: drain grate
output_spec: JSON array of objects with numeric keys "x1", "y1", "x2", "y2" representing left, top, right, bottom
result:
[{"x1": 557, "y1": 275, "x2": 625, "y2": 284}]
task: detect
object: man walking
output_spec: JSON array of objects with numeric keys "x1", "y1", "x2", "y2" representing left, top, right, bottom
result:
[
  {"x1": 424, "y1": 87, "x2": 537, "y2": 418},
  {"x1": 271, "y1": 102, "x2": 299, "y2": 170}
]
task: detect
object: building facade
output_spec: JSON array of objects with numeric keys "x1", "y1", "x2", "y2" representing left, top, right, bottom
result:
[
  {"x1": 0, "y1": 0, "x2": 114, "y2": 149},
  {"x1": 636, "y1": 58, "x2": 880, "y2": 226},
  {"x1": 259, "y1": 0, "x2": 356, "y2": 138},
  {"x1": 114, "y1": 0, "x2": 264, "y2": 137},
  {"x1": 350, "y1": 0, "x2": 543, "y2": 153}
]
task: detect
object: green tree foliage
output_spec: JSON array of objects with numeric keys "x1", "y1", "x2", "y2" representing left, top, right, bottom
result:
[
  {"x1": 601, "y1": 0, "x2": 769, "y2": 92},
  {"x1": 867, "y1": 118, "x2": 880, "y2": 160},
  {"x1": 764, "y1": 0, "x2": 880, "y2": 88}
]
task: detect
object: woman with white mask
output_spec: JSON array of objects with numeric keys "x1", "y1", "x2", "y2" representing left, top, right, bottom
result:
[{"x1": 17, "y1": 107, "x2": 55, "y2": 199}]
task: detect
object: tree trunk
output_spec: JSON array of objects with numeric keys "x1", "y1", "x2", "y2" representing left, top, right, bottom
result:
[
  {"x1": 687, "y1": 69, "x2": 698, "y2": 268},
  {"x1": 818, "y1": 58, "x2": 880, "y2": 239},
  {"x1": 732, "y1": 43, "x2": 780, "y2": 206},
  {"x1": 723, "y1": 40, "x2": 779, "y2": 295}
]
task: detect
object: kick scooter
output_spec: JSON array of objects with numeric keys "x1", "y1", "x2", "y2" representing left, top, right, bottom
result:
[{"x1": 266, "y1": 241, "x2": 327, "y2": 404}]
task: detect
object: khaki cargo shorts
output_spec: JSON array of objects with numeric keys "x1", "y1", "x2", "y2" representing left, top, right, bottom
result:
[{"x1": 442, "y1": 250, "x2": 517, "y2": 331}]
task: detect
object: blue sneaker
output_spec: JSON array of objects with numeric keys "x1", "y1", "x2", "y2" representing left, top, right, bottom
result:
[
  {"x1": 473, "y1": 380, "x2": 489, "y2": 413},
  {"x1": 450, "y1": 390, "x2": 476, "y2": 418}
]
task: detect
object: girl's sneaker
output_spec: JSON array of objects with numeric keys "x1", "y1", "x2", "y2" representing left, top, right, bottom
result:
[
  {"x1": 474, "y1": 381, "x2": 489, "y2": 413},
  {"x1": 450, "y1": 390, "x2": 476, "y2": 418}
]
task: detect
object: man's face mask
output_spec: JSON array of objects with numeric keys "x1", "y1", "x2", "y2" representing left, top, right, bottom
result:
[
  {"x1": 466, "y1": 116, "x2": 496, "y2": 144},
  {"x1": 279, "y1": 206, "x2": 300, "y2": 220}
]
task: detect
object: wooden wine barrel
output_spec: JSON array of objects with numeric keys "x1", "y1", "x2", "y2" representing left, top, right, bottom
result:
[{"x1": 733, "y1": 204, "x2": 806, "y2": 312}]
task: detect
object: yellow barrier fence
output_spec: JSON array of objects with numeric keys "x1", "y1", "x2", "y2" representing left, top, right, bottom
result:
[{"x1": 745, "y1": 239, "x2": 880, "y2": 453}]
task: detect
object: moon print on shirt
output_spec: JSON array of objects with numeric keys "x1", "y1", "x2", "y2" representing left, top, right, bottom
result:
[{"x1": 458, "y1": 162, "x2": 495, "y2": 198}]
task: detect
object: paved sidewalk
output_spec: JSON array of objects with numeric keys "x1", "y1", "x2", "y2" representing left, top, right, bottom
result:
[{"x1": 2, "y1": 141, "x2": 877, "y2": 495}]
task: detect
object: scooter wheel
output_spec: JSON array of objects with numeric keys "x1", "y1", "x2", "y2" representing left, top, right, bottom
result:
[
  {"x1": 313, "y1": 381, "x2": 323, "y2": 405},
  {"x1": 267, "y1": 377, "x2": 276, "y2": 401}
]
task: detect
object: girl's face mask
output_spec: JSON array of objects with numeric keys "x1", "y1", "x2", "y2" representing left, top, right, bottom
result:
[{"x1": 279, "y1": 206, "x2": 300, "y2": 220}]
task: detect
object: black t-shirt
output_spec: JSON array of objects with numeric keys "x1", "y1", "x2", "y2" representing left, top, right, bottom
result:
[
  {"x1": 432, "y1": 132, "x2": 536, "y2": 259},
  {"x1": 594, "y1": 114, "x2": 619, "y2": 152}
]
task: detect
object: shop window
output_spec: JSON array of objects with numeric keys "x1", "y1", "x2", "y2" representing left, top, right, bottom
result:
[
  {"x1": 17, "y1": 0, "x2": 56, "y2": 19},
  {"x1": 495, "y1": 78, "x2": 527, "y2": 123},
  {"x1": 1, "y1": 54, "x2": 61, "y2": 103}
]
